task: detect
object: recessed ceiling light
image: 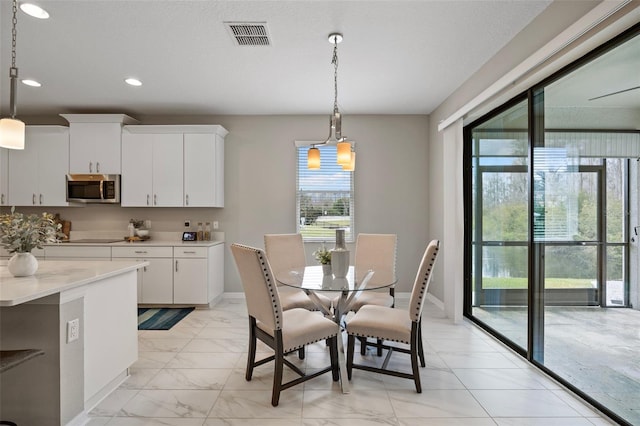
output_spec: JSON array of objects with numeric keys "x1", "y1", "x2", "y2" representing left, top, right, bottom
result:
[
  {"x1": 20, "y1": 3, "x2": 50, "y2": 19},
  {"x1": 22, "y1": 79, "x2": 41, "y2": 87},
  {"x1": 125, "y1": 78, "x2": 142, "y2": 87}
]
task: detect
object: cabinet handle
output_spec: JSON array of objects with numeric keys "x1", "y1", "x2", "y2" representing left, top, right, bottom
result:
[
  {"x1": 32, "y1": 193, "x2": 36, "y2": 205},
  {"x1": 154, "y1": 194, "x2": 157, "y2": 205},
  {"x1": 183, "y1": 251, "x2": 196, "y2": 254},
  {"x1": 175, "y1": 260, "x2": 179, "y2": 272},
  {"x1": 1, "y1": 193, "x2": 4, "y2": 204},
  {"x1": 146, "y1": 194, "x2": 150, "y2": 206},
  {"x1": 185, "y1": 194, "x2": 189, "y2": 206},
  {"x1": 96, "y1": 162, "x2": 100, "y2": 173},
  {"x1": 143, "y1": 266, "x2": 147, "y2": 272},
  {"x1": 89, "y1": 161, "x2": 93, "y2": 173},
  {"x1": 39, "y1": 194, "x2": 43, "y2": 204},
  {"x1": 134, "y1": 250, "x2": 147, "y2": 254}
]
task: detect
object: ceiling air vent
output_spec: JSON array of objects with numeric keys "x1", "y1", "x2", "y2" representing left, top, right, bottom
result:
[{"x1": 225, "y1": 22, "x2": 271, "y2": 46}]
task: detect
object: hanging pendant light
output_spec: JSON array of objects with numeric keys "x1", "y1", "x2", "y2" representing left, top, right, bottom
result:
[
  {"x1": 307, "y1": 32, "x2": 355, "y2": 171},
  {"x1": 0, "y1": 0, "x2": 25, "y2": 150},
  {"x1": 307, "y1": 146, "x2": 320, "y2": 169}
]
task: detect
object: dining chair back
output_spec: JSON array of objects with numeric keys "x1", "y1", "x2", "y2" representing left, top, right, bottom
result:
[
  {"x1": 345, "y1": 239, "x2": 440, "y2": 393},
  {"x1": 264, "y1": 233, "x2": 332, "y2": 316},
  {"x1": 231, "y1": 243, "x2": 340, "y2": 406}
]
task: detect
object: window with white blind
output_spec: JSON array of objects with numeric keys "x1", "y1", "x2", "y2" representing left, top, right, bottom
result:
[{"x1": 296, "y1": 144, "x2": 355, "y2": 242}]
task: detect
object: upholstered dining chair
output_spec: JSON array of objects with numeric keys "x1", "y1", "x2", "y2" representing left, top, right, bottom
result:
[
  {"x1": 230, "y1": 243, "x2": 340, "y2": 406},
  {"x1": 345, "y1": 239, "x2": 440, "y2": 393},
  {"x1": 350, "y1": 233, "x2": 397, "y2": 355},
  {"x1": 264, "y1": 233, "x2": 332, "y2": 312}
]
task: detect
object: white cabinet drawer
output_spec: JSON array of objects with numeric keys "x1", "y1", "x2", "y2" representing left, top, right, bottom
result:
[
  {"x1": 112, "y1": 246, "x2": 173, "y2": 258},
  {"x1": 45, "y1": 245, "x2": 111, "y2": 258},
  {"x1": 174, "y1": 247, "x2": 207, "y2": 258},
  {"x1": 0, "y1": 247, "x2": 45, "y2": 258}
]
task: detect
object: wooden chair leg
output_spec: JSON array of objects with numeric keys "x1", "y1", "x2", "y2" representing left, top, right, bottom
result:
[
  {"x1": 298, "y1": 346, "x2": 305, "y2": 359},
  {"x1": 359, "y1": 336, "x2": 367, "y2": 355},
  {"x1": 246, "y1": 319, "x2": 257, "y2": 381},
  {"x1": 411, "y1": 325, "x2": 422, "y2": 393},
  {"x1": 418, "y1": 320, "x2": 426, "y2": 367},
  {"x1": 329, "y1": 336, "x2": 339, "y2": 381},
  {"x1": 347, "y1": 334, "x2": 355, "y2": 380},
  {"x1": 376, "y1": 338, "x2": 383, "y2": 356},
  {"x1": 272, "y1": 334, "x2": 284, "y2": 406}
]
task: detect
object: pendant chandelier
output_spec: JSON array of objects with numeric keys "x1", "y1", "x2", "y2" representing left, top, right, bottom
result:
[
  {"x1": 308, "y1": 33, "x2": 355, "y2": 171},
  {"x1": 0, "y1": 0, "x2": 25, "y2": 150}
]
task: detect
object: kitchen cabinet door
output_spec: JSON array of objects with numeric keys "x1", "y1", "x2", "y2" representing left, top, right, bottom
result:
[
  {"x1": 141, "y1": 258, "x2": 174, "y2": 304},
  {"x1": 184, "y1": 133, "x2": 224, "y2": 207},
  {"x1": 152, "y1": 134, "x2": 183, "y2": 207},
  {"x1": 173, "y1": 257, "x2": 208, "y2": 304},
  {"x1": 8, "y1": 126, "x2": 69, "y2": 206},
  {"x1": 121, "y1": 133, "x2": 153, "y2": 207},
  {"x1": 69, "y1": 122, "x2": 122, "y2": 174},
  {"x1": 0, "y1": 148, "x2": 8, "y2": 206}
]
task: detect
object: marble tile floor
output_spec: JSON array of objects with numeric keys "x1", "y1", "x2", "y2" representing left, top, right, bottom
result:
[{"x1": 87, "y1": 298, "x2": 617, "y2": 426}]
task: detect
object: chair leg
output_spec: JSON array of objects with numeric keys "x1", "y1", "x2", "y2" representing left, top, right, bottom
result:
[
  {"x1": 246, "y1": 319, "x2": 257, "y2": 381},
  {"x1": 347, "y1": 334, "x2": 355, "y2": 380},
  {"x1": 298, "y1": 346, "x2": 305, "y2": 359},
  {"x1": 272, "y1": 333, "x2": 284, "y2": 407},
  {"x1": 418, "y1": 320, "x2": 426, "y2": 367},
  {"x1": 359, "y1": 336, "x2": 367, "y2": 355},
  {"x1": 329, "y1": 336, "x2": 339, "y2": 381},
  {"x1": 377, "y1": 338, "x2": 383, "y2": 356},
  {"x1": 410, "y1": 324, "x2": 422, "y2": 393}
]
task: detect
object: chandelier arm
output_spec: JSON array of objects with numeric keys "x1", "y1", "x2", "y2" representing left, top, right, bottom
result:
[{"x1": 9, "y1": 0, "x2": 19, "y2": 118}]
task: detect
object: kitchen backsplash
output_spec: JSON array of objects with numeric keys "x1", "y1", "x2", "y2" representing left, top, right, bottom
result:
[{"x1": 0, "y1": 204, "x2": 222, "y2": 235}]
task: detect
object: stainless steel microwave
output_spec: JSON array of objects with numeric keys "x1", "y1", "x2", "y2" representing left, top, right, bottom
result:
[{"x1": 66, "y1": 174, "x2": 120, "y2": 203}]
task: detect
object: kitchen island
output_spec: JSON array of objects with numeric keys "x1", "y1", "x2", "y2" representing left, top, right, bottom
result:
[{"x1": 0, "y1": 260, "x2": 147, "y2": 426}]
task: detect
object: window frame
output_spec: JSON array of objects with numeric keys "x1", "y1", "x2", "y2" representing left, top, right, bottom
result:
[{"x1": 296, "y1": 142, "x2": 355, "y2": 243}]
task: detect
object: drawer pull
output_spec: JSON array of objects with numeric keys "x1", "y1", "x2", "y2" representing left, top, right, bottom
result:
[
  {"x1": 183, "y1": 251, "x2": 197, "y2": 254},
  {"x1": 134, "y1": 250, "x2": 147, "y2": 254}
]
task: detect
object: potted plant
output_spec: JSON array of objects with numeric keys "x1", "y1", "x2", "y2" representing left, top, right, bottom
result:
[
  {"x1": 313, "y1": 244, "x2": 332, "y2": 275},
  {"x1": 0, "y1": 207, "x2": 60, "y2": 276}
]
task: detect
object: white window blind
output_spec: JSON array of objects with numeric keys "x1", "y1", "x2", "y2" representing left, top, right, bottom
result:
[{"x1": 296, "y1": 144, "x2": 355, "y2": 242}]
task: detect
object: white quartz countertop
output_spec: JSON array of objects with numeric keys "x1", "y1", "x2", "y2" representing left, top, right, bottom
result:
[
  {"x1": 0, "y1": 260, "x2": 147, "y2": 307},
  {"x1": 49, "y1": 240, "x2": 224, "y2": 247}
]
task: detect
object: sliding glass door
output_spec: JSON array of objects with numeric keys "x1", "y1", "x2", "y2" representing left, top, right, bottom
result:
[{"x1": 464, "y1": 23, "x2": 640, "y2": 426}]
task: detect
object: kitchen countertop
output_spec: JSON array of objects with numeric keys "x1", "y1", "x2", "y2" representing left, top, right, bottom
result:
[
  {"x1": 0, "y1": 260, "x2": 148, "y2": 306},
  {"x1": 52, "y1": 239, "x2": 224, "y2": 247}
]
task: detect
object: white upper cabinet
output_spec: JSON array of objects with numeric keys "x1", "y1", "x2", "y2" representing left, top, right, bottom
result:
[
  {"x1": 0, "y1": 148, "x2": 7, "y2": 206},
  {"x1": 61, "y1": 114, "x2": 138, "y2": 174},
  {"x1": 121, "y1": 132, "x2": 183, "y2": 207},
  {"x1": 184, "y1": 133, "x2": 225, "y2": 207},
  {"x1": 122, "y1": 125, "x2": 227, "y2": 208},
  {"x1": 8, "y1": 126, "x2": 70, "y2": 207}
]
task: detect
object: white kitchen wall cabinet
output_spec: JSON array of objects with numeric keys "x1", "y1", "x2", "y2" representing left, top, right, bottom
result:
[
  {"x1": 0, "y1": 148, "x2": 7, "y2": 206},
  {"x1": 121, "y1": 132, "x2": 183, "y2": 207},
  {"x1": 61, "y1": 114, "x2": 138, "y2": 174},
  {"x1": 184, "y1": 132, "x2": 225, "y2": 207},
  {"x1": 8, "y1": 126, "x2": 70, "y2": 206},
  {"x1": 112, "y1": 246, "x2": 173, "y2": 304},
  {"x1": 122, "y1": 125, "x2": 228, "y2": 207}
]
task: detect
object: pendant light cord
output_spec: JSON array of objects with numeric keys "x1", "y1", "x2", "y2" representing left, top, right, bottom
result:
[
  {"x1": 332, "y1": 34, "x2": 339, "y2": 114},
  {"x1": 9, "y1": 0, "x2": 19, "y2": 118}
]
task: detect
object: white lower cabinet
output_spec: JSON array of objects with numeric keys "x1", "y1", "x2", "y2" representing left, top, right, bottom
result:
[{"x1": 112, "y1": 246, "x2": 173, "y2": 304}]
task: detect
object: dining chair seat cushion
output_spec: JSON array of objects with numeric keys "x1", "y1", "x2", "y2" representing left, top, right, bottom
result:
[
  {"x1": 349, "y1": 292, "x2": 394, "y2": 312},
  {"x1": 346, "y1": 305, "x2": 412, "y2": 344},
  {"x1": 278, "y1": 285, "x2": 332, "y2": 312},
  {"x1": 257, "y1": 308, "x2": 339, "y2": 352}
]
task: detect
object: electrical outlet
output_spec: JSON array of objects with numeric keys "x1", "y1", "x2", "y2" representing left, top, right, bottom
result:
[
  {"x1": 67, "y1": 318, "x2": 80, "y2": 343},
  {"x1": 213, "y1": 221, "x2": 219, "y2": 229},
  {"x1": 184, "y1": 220, "x2": 191, "y2": 228}
]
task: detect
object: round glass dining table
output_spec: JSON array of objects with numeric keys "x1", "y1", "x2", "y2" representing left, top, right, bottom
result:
[{"x1": 275, "y1": 265, "x2": 395, "y2": 393}]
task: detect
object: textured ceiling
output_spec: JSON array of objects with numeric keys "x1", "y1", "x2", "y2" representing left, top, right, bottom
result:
[{"x1": 1, "y1": 1, "x2": 555, "y2": 118}]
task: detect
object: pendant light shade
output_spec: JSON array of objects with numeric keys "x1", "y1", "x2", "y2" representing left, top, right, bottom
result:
[
  {"x1": 0, "y1": 118, "x2": 25, "y2": 149},
  {"x1": 336, "y1": 141, "x2": 351, "y2": 165},
  {"x1": 307, "y1": 147, "x2": 320, "y2": 169},
  {"x1": 0, "y1": 0, "x2": 25, "y2": 150},
  {"x1": 342, "y1": 151, "x2": 355, "y2": 171}
]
